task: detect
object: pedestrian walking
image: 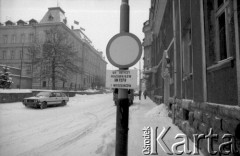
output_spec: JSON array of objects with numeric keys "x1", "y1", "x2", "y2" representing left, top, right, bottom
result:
[{"x1": 143, "y1": 90, "x2": 147, "y2": 99}]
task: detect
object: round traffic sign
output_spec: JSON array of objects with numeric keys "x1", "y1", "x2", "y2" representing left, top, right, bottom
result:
[{"x1": 106, "y1": 32, "x2": 142, "y2": 68}]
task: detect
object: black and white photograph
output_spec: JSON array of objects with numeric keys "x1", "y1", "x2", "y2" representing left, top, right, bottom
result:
[{"x1": 0, "y1": 0, "x2": 239, "y2": 156}]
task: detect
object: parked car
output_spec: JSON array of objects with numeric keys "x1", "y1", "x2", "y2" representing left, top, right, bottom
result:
[
  {"x1": 113, "y1": 89, "x2": 134, "y2": 105},
  {"x1": 22, "y1": 91, "x2": 69, "y2": 109}
]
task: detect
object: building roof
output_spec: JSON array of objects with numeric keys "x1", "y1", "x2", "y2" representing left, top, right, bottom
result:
[
  {"x1": 5, "y1": 20, "x2": 15, "y2": 26},
  {"x1": 17, "y1": 19, "x2": 27, "y2": 25},
  {"x1": 29, "y1": 18, "x2": 38, "y2": 23},
  {"x1": 40, "y1": 7, "x2": 67, "y2": 24}
]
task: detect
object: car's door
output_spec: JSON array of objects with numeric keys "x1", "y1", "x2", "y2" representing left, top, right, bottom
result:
[
  {"x1": 55, "y1": 92, "x2": 62, "y2": 104},
  {"x1": 48, "y1": 92, "x2": 57, "y2": 104}
]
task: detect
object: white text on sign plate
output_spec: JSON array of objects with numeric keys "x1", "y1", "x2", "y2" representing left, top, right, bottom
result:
[{"x1": 106, "y1": 70, "x2": 138, "y2": 89}]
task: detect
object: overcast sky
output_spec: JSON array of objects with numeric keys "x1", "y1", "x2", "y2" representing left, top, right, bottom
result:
[{"x1": 0, "y1": 0, "x2": 149, "y2": 70}]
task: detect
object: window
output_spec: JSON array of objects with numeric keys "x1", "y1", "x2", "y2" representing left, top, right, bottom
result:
[
  {"x1": 3, "y1": 35, "x2": 8, "y2": 43},
  {"x1": 42, "y1": 81, "x2": 46, "y2": 87},
  {"x1": 50, "y1": 93, "x2": 56, "y2": 97},
  {"x1": 11, "y1": 35, "x2": 16, "y2": 43},
  {"x1": 55, "y1": 93, "x2": 61, "y2": 97},
  {"x1": 26, "y1": 65, "x2": 32, "y2": 75},
  {"x1": 218, "y1": 12, "x2": 227, "y2": 60},
  {"x1": 48, "y1": 14, "x2": 54, "y2": 21},
  {"x1": 60, "y1": 92, "x2": 66, "y2": 97},
  {"x1": 3, "y1": 50, "x2": 7, "y2": 59},
  {"x1": 182, "y1": 28, "x2": 193, "y2": 77},
  {"x1": 215, "y1": 0, "x2": 232, "y2": 61},
  {"x1": 29, "y1": 33, "x2": 34, "y2": 42},
  {"x1": 21, "y1": 34, "x2": 25, "y2": 43},
  {"x1": 11, "y1": 50, "x2": 15, "y2": 59}
]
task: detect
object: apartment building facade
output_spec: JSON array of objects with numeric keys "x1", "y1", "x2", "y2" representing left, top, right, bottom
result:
[
  {"x1": 143, "y1": 0, "x2": 240, "y2": 155},
  {"x1": 0, "y1": 7, "x2": 107, "y2": 90}
]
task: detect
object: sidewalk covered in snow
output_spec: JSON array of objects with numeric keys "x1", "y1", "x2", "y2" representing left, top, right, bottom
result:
[{"x1": 128, "y1": 97, "x2": 204, "y2": 156}]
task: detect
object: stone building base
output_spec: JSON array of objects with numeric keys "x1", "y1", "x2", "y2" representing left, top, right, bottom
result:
[{"x1": 169, "y1": 99, "x2": 240, "y2": 156}]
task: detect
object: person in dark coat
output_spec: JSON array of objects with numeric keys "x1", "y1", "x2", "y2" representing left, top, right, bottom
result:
[{"x1": 143, "y1": 90, "x2": 147, "y2": 99}]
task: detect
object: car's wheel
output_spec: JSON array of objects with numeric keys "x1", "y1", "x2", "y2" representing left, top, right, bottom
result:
[
  {"x1": 40, "y1": 102, "x2": 47, "y2": 109},
  {"x1": 61, "y1": 100, "x2": 66, "y2": 106}
]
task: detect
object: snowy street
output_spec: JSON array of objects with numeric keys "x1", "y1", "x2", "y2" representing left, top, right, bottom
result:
[
  {"x1": 0, "y1": 93, "x2": 117, "y2": 156},
  {"x1": 0, "y1": 93, "x2": 203, "y2": 156}
]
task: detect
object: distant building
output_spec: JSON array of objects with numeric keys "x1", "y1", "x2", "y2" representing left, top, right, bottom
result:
[
  {"x1": 143, "y1": 0, "x2": 240, "y2": 155},
  {"x1": 0, "y1": 7, "x2": 107, "y2": 90}
]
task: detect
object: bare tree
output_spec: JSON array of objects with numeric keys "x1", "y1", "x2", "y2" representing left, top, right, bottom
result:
[{"x1": 29, "y1": 26, "x2": 81, "y2": 90}]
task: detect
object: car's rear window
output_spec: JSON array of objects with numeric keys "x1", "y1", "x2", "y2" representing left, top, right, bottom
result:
[
  {"x1": 55, "y1": 93, "x2": 62, "y2": 97},
  {"x1": 61, "y1": 93, "x2": 67, "y2": 97}
]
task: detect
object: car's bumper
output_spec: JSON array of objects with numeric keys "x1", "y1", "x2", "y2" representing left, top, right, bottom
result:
[{"x1": 23, "y1": 102, "x2": 41, "y2": 108}]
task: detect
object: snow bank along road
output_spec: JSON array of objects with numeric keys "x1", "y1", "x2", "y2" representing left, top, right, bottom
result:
[
  {"x1": 0, "y1": 94, "x2": 119, "y2": 156},
  {"x1": 0, "y1": 93, "x2": 203, "y2": 156}
]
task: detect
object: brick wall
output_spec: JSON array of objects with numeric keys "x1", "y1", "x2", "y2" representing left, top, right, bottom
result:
[{"x1": 171, "y1": 99, "x2": 240, "y2": 155}]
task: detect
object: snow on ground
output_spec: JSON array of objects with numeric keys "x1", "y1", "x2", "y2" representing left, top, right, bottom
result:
[
  {"x1": 145, "y1": 103, "x2": 169, "y2": 118},
  {"x1": 0, "y1": 89, "x2": 32, "y2": 93},
  {"x1": 128, "y1": 99, "x2": 204, "y2": 156},
  {"x1": 0, "y1": 94, "x2": 203, "y2": 156},
  {"x1": 0, "y1": 94, "x2": 116, "y2": 156},
  {"x1": 0, "y1": 88, "x2": 102, "y2": 93},
  {"x1": 79, "y1": 89, "x2": 99, "y2": 93}
]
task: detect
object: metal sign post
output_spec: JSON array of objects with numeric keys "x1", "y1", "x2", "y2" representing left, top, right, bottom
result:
[
  {"x1": 116, "y1": 1, "x2": 129, "y2": 155},
  {"x1": 106, "y1": 0, "x2": 142, "y2": 155}
]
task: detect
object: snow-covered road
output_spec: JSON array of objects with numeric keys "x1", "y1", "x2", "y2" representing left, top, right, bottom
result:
[
  {"x1": 0, "y1": 93, "x2": 203, "y2": 156},
  {"x1": 0, "y1": 93, "x2": 117, "y2": 156}
]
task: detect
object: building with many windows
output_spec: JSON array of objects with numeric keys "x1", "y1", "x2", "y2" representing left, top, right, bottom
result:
[
  {"x1": 0, "y1": 7, "x2": 107, "y2": 90},
  {"x1": 143, "y1": 0, "x2": 240, "y2": 154}
]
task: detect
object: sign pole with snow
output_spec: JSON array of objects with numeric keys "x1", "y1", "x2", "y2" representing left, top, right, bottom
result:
[{"x1": 106, "y1": 0, "x2": 142, "y2": 156}]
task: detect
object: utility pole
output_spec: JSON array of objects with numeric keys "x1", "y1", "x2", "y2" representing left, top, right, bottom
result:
[
  {"x1": 115, "y1": 0, "x2": 129, "y2": 156},
  {"x1": 139, "y1": 60, "x2": 142, "y2": 100}
]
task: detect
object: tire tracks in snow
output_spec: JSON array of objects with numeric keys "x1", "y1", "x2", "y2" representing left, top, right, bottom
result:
[
  {"x1": 18, "y1": 112, "x2": 99, "y2": 156},
  {"x1": 18, "y1": 103, "x2": 116, "y2": 156}
]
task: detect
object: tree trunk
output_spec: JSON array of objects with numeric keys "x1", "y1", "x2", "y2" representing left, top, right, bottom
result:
[{"x1": 52, "y1": 57, "x2": 56, "y2": 90}]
